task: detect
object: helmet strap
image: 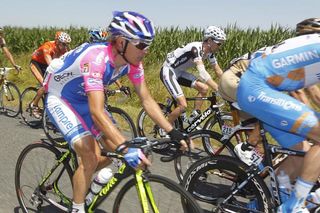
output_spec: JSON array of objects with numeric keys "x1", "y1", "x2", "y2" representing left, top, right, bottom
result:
[{"x1": 117, "y1": 39, "x2": 130, "y2": 64}]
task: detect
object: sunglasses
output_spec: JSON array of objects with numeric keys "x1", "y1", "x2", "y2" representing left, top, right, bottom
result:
[{"x1": 129, "y1": 40, "x2": 150, "y2": 50}]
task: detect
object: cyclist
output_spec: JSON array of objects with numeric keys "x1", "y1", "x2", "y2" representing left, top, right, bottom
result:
[
  {"x1": 29, "y1": 31, "x2": 71, "y2": 118},
  {"x1": 44, "y1": 11, "x2": 188, "y2": 213},
  {"x1": 160, "y1": 26, "x2": 226, "y2": 127},
  {"x1": 0, "y1": 27, "x2": 21, "y2": 71},
  {"x1": 235, "y1": 18, "x2": 320, "y2": 212}
]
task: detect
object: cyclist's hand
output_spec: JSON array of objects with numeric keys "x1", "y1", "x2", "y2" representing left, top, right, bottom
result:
[
  {"x1": 124, "y1": 148, "x2": 151, "y2": 169},
  {"x1": 14, "y1": 65, "x2": 22, "y2": 73},
  {"x1": 168, "y1": 129, "x2": 193, "y2": 151},
  {"x1": 120, "y1": 86, "x2": 131, "y2": 96}
]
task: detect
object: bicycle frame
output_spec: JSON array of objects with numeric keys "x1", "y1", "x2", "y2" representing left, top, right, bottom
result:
[
  {"x1": 34, "y1": 146, "x2": 164, "y2": 213},
  {"x1": 166, "y1": 93, "x2": 225, "y2": 133}
]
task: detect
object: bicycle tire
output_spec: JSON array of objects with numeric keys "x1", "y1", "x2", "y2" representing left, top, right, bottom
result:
[
  {"x1": 0, "y1": 81, "x2": 21, "y2": 117},
  {"x1": 174, "y1": 130, "x2": 235, "y2": 182},
  {"x1": 20, "y1": 87, "x2": 44, "y2": 128},
  {"x1": 113, "y1": 174, "x2": 203, "y2": 213},
  {"x1": 15, "y1": 141, "x2": 74, "y2": 212},
  {"x1": 107, "y1": 105, "x2": 138, "y2": 139},
  {"x1": 42, "y1": 109, "x2": 68, "y2": 149},
  {"x1": 182, "y1": 155, "x2": 272, "y2": 212}
]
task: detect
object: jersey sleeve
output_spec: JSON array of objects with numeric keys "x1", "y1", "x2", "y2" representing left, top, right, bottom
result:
[
  {"x1": 128, "y1": 63, "x2": 144, "y2": 85},
  {"x1": 80, "y1": 48, "x2": 107, "y2": 92},
  {"x1": 191, "y1": 46, "x2": 203, "y2": 63}
]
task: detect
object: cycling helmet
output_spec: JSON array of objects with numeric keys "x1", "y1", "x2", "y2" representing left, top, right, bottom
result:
[
  {"x1": 108, "y1": 11, "x2": 155, "y2": 44},
  {"x1": 55, "y1": 31, "x2": 71, "y2": 43},
  {"x1": 296, "y1": 18, "x2": 320, "y2": 36},
  {"x1": 203, "y1": 26, "x2": 226, "y2": 42},
  {"x1": 88, "y1": 28, "x2": 108, "y2": 43}
]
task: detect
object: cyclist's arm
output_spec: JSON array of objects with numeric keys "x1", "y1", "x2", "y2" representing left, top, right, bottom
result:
[
  {"x1": 195, "y1": 60, "x2": 218, "y2": 91},
  {"x1": 87, "y1": 90, "x2": 126, "y2": 150},
  {"x1": 211, "y1": 63, "x2": 224, "y2": 78},
  {"x1": 305, "y1": 85, "x2": 320, "y2": 106},
  {"x1": 114, "y1": 80, "x2": 122, "y2": 89},
  {"x1": 134, "y1": 81, "x2": 173, "y2": 133},
  {"x1": 2, "y1": 45, "x2": 18, "y2": 68},
  {"x1": 44, "y1": 53, "x2": 53, "y2": 65},
  {"x1": 289, "y1": 89, "x2": 311, "y2": 107}
]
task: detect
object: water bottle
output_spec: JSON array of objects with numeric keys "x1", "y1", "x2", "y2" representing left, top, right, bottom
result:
[
  {"x1": 306, "y1": 188, "x2": 320, "y2": 210},
  {"x1": 180, "y1": 111, "x2": 188, "y2": 123},
  {"x1": 277, "y1": 170, "x2": 292, "y2": 203},
  {"x1": 85, "y1": 168, "x2": 113, "y2": 206}
]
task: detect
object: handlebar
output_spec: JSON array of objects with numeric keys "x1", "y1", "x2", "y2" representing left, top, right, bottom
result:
[
  {"x1": 0, "y1": 67, "x2": 15, "y2": 76},
  {"x1": 108, "y1": 137, "x2": 192, "y2": 163},
  {"x1": 105, "y1": 87, "x2": 131, "y2": 97}
]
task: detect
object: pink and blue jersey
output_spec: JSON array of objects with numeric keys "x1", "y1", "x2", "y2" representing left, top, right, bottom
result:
[
  {"x1": 45, "y1": 42, "x2": 144, "y2": 148},
  {"x1": 45, "y1": 42, "x2": 144, "y2": 101},
  {"x1": 237, "y1": 34, "x2": 320, "y2": 148}
]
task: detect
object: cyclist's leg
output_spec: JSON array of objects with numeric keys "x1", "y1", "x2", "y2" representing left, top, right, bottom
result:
[
  {"x1": 193, "y1": 80, "x2": 208, "y2": 110},
  {"x1": 238, "y1": 75, "x2": 320, "y2": 210},
  {"x1": 29, "y1": 60, "x2": 47, "y2": 116},
  {"x1": 160, "y1": 66, "x2": 187, "y2": 124},
  {"x1": 46, "y1": 94, "x2": 105, "y2": 211}
]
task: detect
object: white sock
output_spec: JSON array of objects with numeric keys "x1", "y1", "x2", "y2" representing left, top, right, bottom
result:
[
  {"x1": 294, "y1": 177, "x2": 314, "y2": 200},
  {"x1": 72, "y1": 201, "x2": 85, "y2": 213}
]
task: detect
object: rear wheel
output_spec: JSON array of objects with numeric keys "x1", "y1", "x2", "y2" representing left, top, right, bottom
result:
[
  {"x1": 15, "y1": 142, "x2": 74, "y2": 212},
  {"x1": 183, "y1": 155, "x2": 272, "y2": 212},
  {"x1": 0, "y1": 81, "x2": 21, "y2": 117},
  {"x1": 20, "y1": 87, "x2": 44, "y2": 128}
]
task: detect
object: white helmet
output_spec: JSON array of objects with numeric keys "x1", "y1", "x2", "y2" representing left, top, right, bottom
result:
[{"x1": 203, "y1": 26, "x2": 226, "y2": 42}]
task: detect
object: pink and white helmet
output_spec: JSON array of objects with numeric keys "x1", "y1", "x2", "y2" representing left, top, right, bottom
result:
[{"x1": 203, "y1": 26, "x2": 226, "y2": 42}]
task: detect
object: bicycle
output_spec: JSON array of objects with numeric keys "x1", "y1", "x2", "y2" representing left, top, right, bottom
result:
[
  {"x1": 181, "y1": 119, "x2": 319, "y2": 212},
  {"x1": 0, "y1": 67, "x2": 21, "y2": 117},
  {"x1": 20, "y1": 85, "x2": 44, "y2": 128},
  {"x1": 42, "y1": 88, "x2": 138, "y2": 149},
  {"x1": 137, "y1": 92, "x2": 231, "y2": 139},
  {"x1": 15, "y1": 138, "x2": 203, "y2": 213}
]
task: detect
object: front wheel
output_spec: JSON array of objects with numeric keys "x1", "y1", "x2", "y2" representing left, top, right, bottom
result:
[
  {"x1": 0, "y1": 81, "x2": 21, "y2": 117},
  {"x1": 182, "y1": 155, "x2": 272, "y2": 212},
  {"x1": 113, "y1": 174, "x2": 203, "y2": 213},
  {"x1": 174, "y1": 130, "x2": 235, "y2": 182}
]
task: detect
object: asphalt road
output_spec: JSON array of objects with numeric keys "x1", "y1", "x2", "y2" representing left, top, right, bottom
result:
[{"x1": 0, "y1": 113, "x2": 178, "y2": 213}]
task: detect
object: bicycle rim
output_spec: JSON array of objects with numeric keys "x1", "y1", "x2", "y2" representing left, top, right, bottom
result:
[
  {"x1": 113, "y1": 174, "x2": 203, "y2": 213},
  {"x1": 183, "y1": 155, "x2": 272, "y2": 213},
  {"x1": 20, "y1": 87, "x2": 44, "y2": 127},
  {"x1": 108, "y1": 106, "x2": 137, "y2": 139},
  {"x1": 15, "y1": 142, "x2": 73, "y2": 212},
  {"x1": 174, "y1": 130, "x2": 235, "y2": 183},
  {"x1": 0, "y1": 82, "x2": 21, "y2": 117}
]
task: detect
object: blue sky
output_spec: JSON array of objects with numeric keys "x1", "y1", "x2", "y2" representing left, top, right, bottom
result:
[{"x1": 2, "y1": 0, "x2": 319, "y2": 30}]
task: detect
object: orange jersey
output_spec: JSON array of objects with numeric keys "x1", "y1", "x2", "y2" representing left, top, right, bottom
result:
[{"x1": 31, "y1": 41, "x2": 65, "y2": 65}]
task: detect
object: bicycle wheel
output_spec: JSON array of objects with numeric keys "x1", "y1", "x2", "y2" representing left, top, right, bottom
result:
[
  {"x1": 0, "y1": 81, "x2": 21, "y2": 117},
  {"x1": 174, "y1": 130, "x2": 235, "y2": 182},
  {"x1": 113, "y1": 174, "x2": 203, "y2": 213},
  {"x1": 137, "y1": 103, "x2": 168, "y2": 138},
  {"x1": 183, "y1": 155, "x2": 272, "y2": 212},
  {"x1": 20, "y1": 87, "x2": 44, "y2": 128},
  {"x1": 107, "y1": 105, "x2": 138, "y2": 139},
  {"x1": 43, "y1": 109, "x2": 68, "y2": 149},
  {"x1": 15, "y1": 142, "x2": 74, "y2": 212}
]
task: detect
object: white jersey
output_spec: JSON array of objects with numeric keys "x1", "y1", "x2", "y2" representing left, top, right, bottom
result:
[{"x1": 165, "y1": 42, "x2": 217, "y2": 71}]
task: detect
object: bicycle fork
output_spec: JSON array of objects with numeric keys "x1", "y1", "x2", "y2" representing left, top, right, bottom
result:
[{"x1": 136, "y1": 170, "x2": 159, "y2": 213}]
